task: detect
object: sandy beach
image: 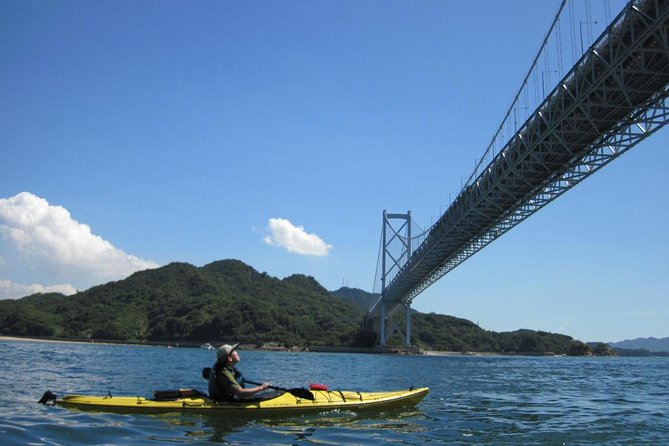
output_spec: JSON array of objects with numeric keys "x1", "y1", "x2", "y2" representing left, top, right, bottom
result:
[
  {"x1": 0, "y1": 336, "x2": 156, "y2": 347},
  {"x1": 1, "y1": 335, "x2": 80, "y2": 344}
]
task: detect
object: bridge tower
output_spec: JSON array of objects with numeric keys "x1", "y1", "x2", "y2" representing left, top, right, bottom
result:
[{"x1": 377, "y1": 210, "x2": 413, "y2": 346}]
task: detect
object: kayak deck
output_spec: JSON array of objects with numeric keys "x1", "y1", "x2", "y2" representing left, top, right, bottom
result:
[{"x1": 52, "y1": 387, "x2": 429, "y2": 415}]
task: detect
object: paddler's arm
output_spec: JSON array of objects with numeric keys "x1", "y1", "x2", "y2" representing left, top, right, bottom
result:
[{"x1": 232, "y1": 382, "x2": 272, "y2": 397}]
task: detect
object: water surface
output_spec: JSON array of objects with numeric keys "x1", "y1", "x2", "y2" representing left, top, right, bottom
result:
[{"x1": 1, "y1": 340, "x2": 667, "y2": 445}]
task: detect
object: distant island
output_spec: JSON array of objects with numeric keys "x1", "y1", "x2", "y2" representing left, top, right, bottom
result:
[
  {"x1": 605, "y1": 337, "x2": 669, "y2": 357},
  {"x1": 608, "y1": 337, "x2": 669, "y2": 353},
  {"x1": 0, "y1": 259, "x2": 641, "y2": 356}
]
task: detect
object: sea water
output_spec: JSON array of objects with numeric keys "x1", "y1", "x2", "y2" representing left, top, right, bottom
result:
[{"x1": 0, "y1": 339, "x2": 667, "y2": 445}]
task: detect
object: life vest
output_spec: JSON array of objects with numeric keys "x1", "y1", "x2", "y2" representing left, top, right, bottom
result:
[{"x1": 208, "y1": 361, "x2": 245, "y2": 400}]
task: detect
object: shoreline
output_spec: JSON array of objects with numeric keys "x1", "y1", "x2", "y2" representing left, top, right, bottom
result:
[
  {"x1": 0, "y1": 337, "x2": 525, "y2": 356},
  {"x1": 0, "y1": 335, "x2": 165, "y2": 347},
  {"x1": 1, "y1": 335, "x2": 91, "y2": 344},
  {"x1": 423, "y1": 350, "x2": 502, "y2": 356},
  {"x1": 0, "y1": 336, "x2": 456, "y2": 354},
  {"x1": 0, "y1": 337, "x2": 607, "y2": 357}
]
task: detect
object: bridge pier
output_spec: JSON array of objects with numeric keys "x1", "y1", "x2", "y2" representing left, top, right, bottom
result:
[
  {"x1": 380, "y1": 303, "x2": 386, "y2": 345},
  {"x1": 405, "y1": 302, "x2": 411, "y2": 346},
  {"x1": 367, "y1": 302, "x2": 412, "y2": 347}
]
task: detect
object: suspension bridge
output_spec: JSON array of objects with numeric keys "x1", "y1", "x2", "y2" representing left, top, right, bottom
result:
[{"x1": 366, "y1": 0, "x2": 669, "y2": 346}]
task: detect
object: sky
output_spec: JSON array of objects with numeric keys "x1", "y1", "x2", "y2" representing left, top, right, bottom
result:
[{"x1": 1, "y1": 0, "x2": 666, "y2": 343}]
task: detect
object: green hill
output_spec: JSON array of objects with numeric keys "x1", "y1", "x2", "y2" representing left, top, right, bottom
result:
[
  {"x1": 0, "y1": 260, "x2": 364, "y2": 347},
  {"x1": 0, "y1": 259, "x2": 593, "y2": 354},
  {"x1": 331, "y1": 287, "x2": 378, "y2": 310}
]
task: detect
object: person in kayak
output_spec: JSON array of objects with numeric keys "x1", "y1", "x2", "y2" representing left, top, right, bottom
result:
[{"x1": 208, "y1": 343, "x2": 272, "y2": 400}]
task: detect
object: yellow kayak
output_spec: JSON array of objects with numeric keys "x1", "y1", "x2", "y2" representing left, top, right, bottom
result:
[{"x1": 40, "y1": 387, "x2": 429, "y2": 416}]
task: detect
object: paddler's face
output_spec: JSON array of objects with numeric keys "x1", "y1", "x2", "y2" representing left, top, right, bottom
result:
[{"x1": 229, "y1": 350, "x2": 240, "y2": 363}]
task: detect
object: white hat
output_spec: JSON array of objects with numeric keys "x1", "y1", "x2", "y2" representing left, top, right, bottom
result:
[{"x1": 217, "y1": 343, "x2": 239, "y2": 361}]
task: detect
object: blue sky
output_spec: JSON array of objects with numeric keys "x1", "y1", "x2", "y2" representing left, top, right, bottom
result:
[{"x1": 1, "y1": 0, "x2": 666, "y2": 343}]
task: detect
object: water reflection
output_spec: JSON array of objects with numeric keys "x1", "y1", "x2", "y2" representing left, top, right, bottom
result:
[
  {"x1": 118, "y1": 405, "x2": 427, "y2": 444},
  {"x1": 135, "y1": 405, "x2": 427, "y2": 444}
]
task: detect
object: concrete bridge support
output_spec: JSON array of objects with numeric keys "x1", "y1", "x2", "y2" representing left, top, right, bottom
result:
[{"x1": 365, "y1": 301, "x2": 413, "y2": 347}]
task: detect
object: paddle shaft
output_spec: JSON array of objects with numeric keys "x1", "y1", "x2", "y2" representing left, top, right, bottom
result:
[
  {"x1": 245, "y1": 380, "x2": 315, "y2": 400},
  {"x1": 244, "y1": 379, "x2": 274, "y2": 391}
]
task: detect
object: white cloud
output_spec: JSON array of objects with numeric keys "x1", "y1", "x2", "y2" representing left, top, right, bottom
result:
[
  {"x1": 0, "y1": 192, "x2": 159, "y2": 290},
  {"x1": 263, "y1": 218, "x2": 333, "y2": 256},
  {"x1": 0, "y1": 279, "x2": 77, "y2": 299}
]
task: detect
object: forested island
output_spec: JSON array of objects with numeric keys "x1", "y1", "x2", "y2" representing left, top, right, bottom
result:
[{"x1": 1, "y1": 259, "x2": 611, "y2": 355}]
